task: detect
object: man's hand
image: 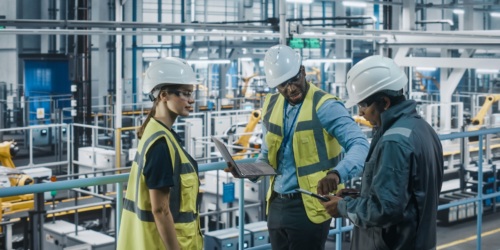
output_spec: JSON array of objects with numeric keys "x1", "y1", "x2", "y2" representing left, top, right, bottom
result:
[
  {"x1": 320, "y1": 195, "x2": 343, "y2": 218},
  {"x1": 223, "y1": 162, "x2": 241, "y2": 178},
  {"x1": 317, "y1": 172, "x2": 340, "y2": 195}
]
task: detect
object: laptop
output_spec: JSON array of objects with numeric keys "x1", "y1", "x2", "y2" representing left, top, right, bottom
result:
[{"x1": 211, "y1": 136, "x2": 278, "y2": 178}]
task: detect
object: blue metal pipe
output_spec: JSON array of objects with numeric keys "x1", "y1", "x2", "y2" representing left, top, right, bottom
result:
[
  {"x1": 438, "y1": 127, "x2": 500, "y2": 140},
  {"x1": 335, "y1": 218, "x2": 342, "y2": 249},
  {"x1": 477, "y1": 135, "x2": 483, "y2": 250},
  {"x1": 132, "y1": 0, "x2": 137, "y2": 106},
  {"x1": 3, "y1": 126, "x2": 500, "y2": 250},
  {"x1": 0, "y1": 160, "x2": 253, "y2": 197},
  {"x1": 0, "y1": 174, "x2": 128, "y2": 197},
  {"x1": 116, "y1": 182, "x2": 124, "y2": 241},
  {"x1": 321, "y1": 1, "x2": 326, "y2": 91},
  {"x1": 239, "y1": 179, "x2": 245, "y2": 250}
]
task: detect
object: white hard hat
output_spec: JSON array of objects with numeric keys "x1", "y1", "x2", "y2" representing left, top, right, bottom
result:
[
  {"x1": 344, "y1": 55, "x2": 407, "y2": 108},
  {"x1": 143, "y1": 57, "x2": 198, "y2": 94},
  {"x1": 263, "y1": 45, "x2": 301, "y2": 88}
]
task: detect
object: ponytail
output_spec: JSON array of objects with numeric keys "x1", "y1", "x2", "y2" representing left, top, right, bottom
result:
[{"x1": 137, "y1": 97, "x2": 160, "y2": 139}]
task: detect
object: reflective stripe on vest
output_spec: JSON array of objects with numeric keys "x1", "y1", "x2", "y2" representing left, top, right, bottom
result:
[
  {"x1": 263, "y1": 94, "x2": 282, "y2": 137},
  {"x1": 118, "y1": 119, "x2": 202, "y2": 249},
  {"x1": 384, "y1": 127, "x2": 412, "y2": 138},
  {"x1": 294, "y1": 90, "x2": 341, "y2": 176},
  {"x1": 122, "y1": 198, "x2": 196, "y2": 224},
  {"x1": 262, "y1": 83, "x2": 342, "y2": 224},
  {"x1": 128, "y1": 122, "x2": 198, "y2": 224}
]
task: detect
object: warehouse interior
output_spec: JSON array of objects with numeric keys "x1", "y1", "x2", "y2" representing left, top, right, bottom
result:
[{"x1": 1, "y1": 0, "x2": 500, "y2": 249}]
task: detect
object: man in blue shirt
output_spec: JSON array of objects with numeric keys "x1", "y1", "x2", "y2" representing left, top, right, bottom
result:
[{"x1": 257, "y1": 45, "x2": 369, "y2": 249}]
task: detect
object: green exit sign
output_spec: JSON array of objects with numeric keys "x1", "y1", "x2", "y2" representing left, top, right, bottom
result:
[
  {"x1": 289, "y1": 38, "x2": 304, "y2": 49},
  {"x1": 305, "y1": 38, "x2": 320, "y2": 48},
  {"x1": 0, "y1": 15, "x2": 4, "y2": 29},
  {"x1": 289, "y1": 38, "x2": 320, "y2": 49}
]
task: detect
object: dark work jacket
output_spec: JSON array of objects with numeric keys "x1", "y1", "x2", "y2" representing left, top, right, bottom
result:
[{"x1": 337, "y1": 100, "x2": 444, "y2": 250}]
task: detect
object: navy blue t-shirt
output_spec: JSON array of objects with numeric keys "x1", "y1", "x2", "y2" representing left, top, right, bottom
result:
[{"x1": 143, "y1": 137, "x2": 174, "y2": 189}]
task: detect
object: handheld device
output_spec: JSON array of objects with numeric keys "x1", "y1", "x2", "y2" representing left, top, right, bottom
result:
[
  {"x1": 342, "y1": 191, "x2": 360, "y2": 196},
  {"x1": 295, "y1": 188, "x2": 330, "y2": 202}
]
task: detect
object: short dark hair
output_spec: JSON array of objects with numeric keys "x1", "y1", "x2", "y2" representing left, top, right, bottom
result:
[{"x1": 371, "y1": 89, "x2": 406, "y2": 108}]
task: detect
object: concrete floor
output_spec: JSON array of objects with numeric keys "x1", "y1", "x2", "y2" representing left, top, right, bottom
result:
[
  {"x1": 436, "y1": 212, "x2": 500, "y2": 250},
  {"x1": 324, "y1": 212, "x2": 500, "y2": 250}
]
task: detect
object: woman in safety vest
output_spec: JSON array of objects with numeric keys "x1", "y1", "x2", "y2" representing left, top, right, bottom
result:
[{"x1": 117, "y1": 57, "x2": 203, "y2": 250}]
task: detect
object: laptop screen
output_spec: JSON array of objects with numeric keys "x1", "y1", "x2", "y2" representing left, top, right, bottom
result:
[{"x1": 212, "y1": 137, "x2": 237, "y2": 166}]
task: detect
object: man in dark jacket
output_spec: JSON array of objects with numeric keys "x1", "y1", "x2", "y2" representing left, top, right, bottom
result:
[{"x1": 321, "y1": 55, "x2": 444, "y2": 250}]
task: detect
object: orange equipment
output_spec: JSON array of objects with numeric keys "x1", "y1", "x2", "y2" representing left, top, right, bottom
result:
[
  {"x1": 241, "y1": 73, "x2": 259, "y2": 98},
  {"x1": 232, "y1": 110, "x2": 261, "y2": 160},
  {"x1": 469, "y1": 94, "x2": 500, "y2": 131},
  {"x1": 353, "y1": 115, "x2": 373, "y2": 128},
  {"x1": 0, "y1": 141, "x2": 35, "y2": 223}
]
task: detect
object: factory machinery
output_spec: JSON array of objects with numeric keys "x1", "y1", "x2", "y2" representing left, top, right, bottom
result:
[
  {"x1": 0, "y1": 102, "x2": 500, "y2": 246},
  {"x1": 0, "y1": 138, "x2": 119, "y2": 250},
  {"x1": 0, "y1": 89, "x2": 499, "y2": 248}
]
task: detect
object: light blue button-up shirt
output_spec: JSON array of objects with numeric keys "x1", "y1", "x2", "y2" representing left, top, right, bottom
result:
[{"x1": 257, "y1": 99, "x2": 369, "y2": 194}]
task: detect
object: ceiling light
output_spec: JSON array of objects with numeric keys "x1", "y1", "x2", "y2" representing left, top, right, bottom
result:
[
  {"x1": 490, "y1": 12, "x2": 500, "y2": 18},
  {"x1": 239, "y1": 57, "x2": 253, "y2": 62},
  {"x1": 287, "y1": 0, "x2": 313, "y2": 4},
  {"x1": 415, "y1": 67, "x2": 437, "y2": 72},
  {"x1": 342, "y1": 1, "x2": 367, "y2": 8},
  {"x1": 415, "y1": 19, "x2": 454, "y2": 26},
  {"x1": 188, "y1": 59, "x2": 231, "y2": 65},
  {"x1": 304, "y1": 58, "x2": 352, "y2": 64},
  {"x1": 452, "y1": 9, "x2": 464, "y2": 15},
  {"x1": 476, "y1": 69, "x2": 499, "y2": 74}
]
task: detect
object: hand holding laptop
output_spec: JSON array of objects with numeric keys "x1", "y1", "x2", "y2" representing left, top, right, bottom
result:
[
  {"x1": 212, "y1": 136, "x2": 278, "y2": 179},
  {"x1": 223, "y1": 162, "x2": 241, "y2": 178}
]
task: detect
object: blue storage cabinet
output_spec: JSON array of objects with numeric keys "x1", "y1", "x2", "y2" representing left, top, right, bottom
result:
[{"x1": 24, "y1": 59, "x2": 71, "y2": 125}]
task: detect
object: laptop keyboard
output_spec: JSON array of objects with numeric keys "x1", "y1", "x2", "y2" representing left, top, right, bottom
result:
[{"x1": 238, "y1": 162, "x2": 271, "y2": 175}]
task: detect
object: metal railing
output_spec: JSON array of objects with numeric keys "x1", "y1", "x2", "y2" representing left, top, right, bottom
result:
[{"x1": 2, "y1": 127, "x2": 500, "y2": 249}]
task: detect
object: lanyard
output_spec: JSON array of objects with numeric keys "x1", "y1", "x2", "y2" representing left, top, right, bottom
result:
[{"x1": 282, "y1": 102, "x2": 301, "y2": 146}]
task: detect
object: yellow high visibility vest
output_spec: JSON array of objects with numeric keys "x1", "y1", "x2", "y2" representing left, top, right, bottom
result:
[
  {"x1": 117, "y1": 119, "x2": 203, "y2": 250},
  {"x1": 262, "y1": 84, "x2": 343, "y2": 224}
]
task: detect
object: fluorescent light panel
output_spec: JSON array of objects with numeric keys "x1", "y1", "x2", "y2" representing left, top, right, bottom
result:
[
  {"x1": 188, "y1": 59, "x2": 231, "y2": 65},
  {"x1": 304, "y1": 58, "x2": 352, "y2": 64},
  {"x1": 342, "y1": 1, "x2": 368, "y2": 8},
  {"x1": 490, "y1": 12, "x2": 500, "y2": 17},
  {"x1": 286, "y1": 0, "x2": 313, "y2": 4},
  {"x1": 453, "y1": 9, "x2": 464, "y2": 15},
  {"x1": 415, "y1": 67, "x2": 437, "y2": 72},
  {"x1": 476, "y1": 69, "x2": 499, "y2": 74}
]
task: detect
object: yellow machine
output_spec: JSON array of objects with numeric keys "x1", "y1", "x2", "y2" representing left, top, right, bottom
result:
[
  {"x1": 0, "y1": 141, "x2": 33, "y2": 186},
  {"x1": 0, "y1": 141, "x2": 35, "y2": 222},
  {"x1": 353, "y1": 115, "x2": 373, "y2": 128},
  {"x1": 241, "y1": 73, "x2": 259, "y2": 98},
  {"x1": 468, "y1": 94, "x2": 500, "y2": 131},
  {"x1": 232, "y1": 110, "x2": 261, "y2": 160},
  {"x1": 0, "y1": 141, "x2": 17, "y2": 169},
  {"x1": 306, "y1": 67, "x2": 321, "y2": 88}
]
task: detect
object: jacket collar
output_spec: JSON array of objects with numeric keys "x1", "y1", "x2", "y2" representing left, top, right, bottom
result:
[{"x1": 379, "y1": 100, "x2": 418, "y2": 134}]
